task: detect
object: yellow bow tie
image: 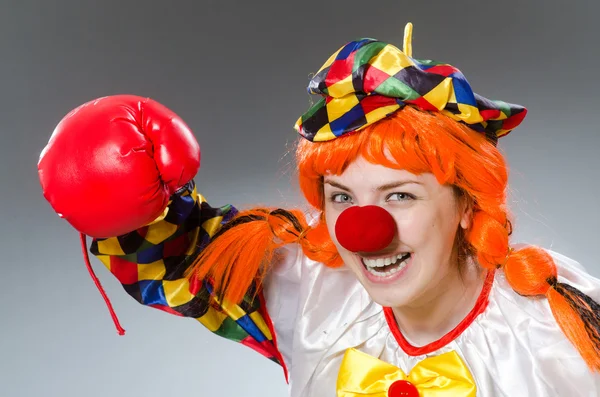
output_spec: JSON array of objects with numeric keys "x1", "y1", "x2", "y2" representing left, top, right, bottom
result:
[{"x1": 336, "y1": 348, "x2": 477, "y2": 397}]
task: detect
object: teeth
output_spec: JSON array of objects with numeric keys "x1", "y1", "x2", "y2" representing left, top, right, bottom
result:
[
  {"x1": 363, "y1": 253, "x2": 408, "y2": 268},
  {"x1": 367, "y1": 265, "x2": 401, "y2": 277},
  {"x1": 363, "y1": 253, "x2": 410, "y2": 277}
]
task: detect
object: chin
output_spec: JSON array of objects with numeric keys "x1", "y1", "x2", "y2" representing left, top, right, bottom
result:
[
  {"x1": 349, "y1": 272, "x2": 414, "y2": 308},
  {"x1": 364, "y1": 287, "x2": 415, "y2": 308}
]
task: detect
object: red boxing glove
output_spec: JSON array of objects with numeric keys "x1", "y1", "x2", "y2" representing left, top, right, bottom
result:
[{"x1": 38, "y1": 95, "x2": 201, "y2": 238}]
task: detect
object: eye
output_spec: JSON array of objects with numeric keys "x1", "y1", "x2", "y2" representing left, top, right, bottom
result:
[
  {"x1": 330, "y1": 193, "x2": 353, "y2": 204},
  {"x1": 386, "y1": 192, "x2": 415, "y2": 202}
]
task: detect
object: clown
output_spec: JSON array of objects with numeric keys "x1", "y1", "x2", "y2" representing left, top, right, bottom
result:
[{"x1": 38, "y1": 23, "x2": 600, "y2": 396}]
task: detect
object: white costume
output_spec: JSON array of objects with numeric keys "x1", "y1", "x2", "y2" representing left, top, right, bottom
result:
[{"x1": 264, "y1": 243, "x2": 600, "y2": 396}]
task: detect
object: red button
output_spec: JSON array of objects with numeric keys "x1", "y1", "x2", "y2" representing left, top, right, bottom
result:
[{"x1": 388, "y1": 380, "x2": 419, "y2": 397}]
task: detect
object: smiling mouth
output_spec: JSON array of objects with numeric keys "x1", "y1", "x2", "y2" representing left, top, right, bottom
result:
[{"x1": 361, "y1": 253, "x2": 412, "y2": 277}]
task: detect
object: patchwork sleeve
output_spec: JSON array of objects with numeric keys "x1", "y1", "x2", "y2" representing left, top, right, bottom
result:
[{"x1": 88, "y1": 181, "x2": 287, "y2": 371}]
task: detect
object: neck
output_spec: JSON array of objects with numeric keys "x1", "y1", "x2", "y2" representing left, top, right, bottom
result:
[{"x1": 391, "y1": 256, "x2": 487, "y2": 347}]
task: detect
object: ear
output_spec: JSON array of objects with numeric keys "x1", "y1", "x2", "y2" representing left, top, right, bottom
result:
[{"x1": 458, "y1": 195, "x2": 474, "y2": 230}]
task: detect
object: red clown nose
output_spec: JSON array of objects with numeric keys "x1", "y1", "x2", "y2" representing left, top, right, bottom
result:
[{"x1": 334, "y1": 205, "x2": 396, "y2": 252}]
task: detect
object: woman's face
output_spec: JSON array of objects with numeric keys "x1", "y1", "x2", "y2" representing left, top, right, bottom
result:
[{"x1": 323, "y1": 156, "x2": 471, "y2": 309}]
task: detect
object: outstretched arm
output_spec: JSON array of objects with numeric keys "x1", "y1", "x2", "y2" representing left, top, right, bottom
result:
[
  {"x1": 89, "y1": 181, "x2": 283, "y2": 364},
  {"x1": 38, "y1": 95, "x2": 288, "y2": 373}
]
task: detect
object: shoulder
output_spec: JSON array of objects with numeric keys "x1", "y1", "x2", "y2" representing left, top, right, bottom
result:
[
  {"x1": 491, "y1": 243, "x2": 600, "y2": 327},
  {"x1": 473, "y1": 244, "x2": 600, "y2": 393}
]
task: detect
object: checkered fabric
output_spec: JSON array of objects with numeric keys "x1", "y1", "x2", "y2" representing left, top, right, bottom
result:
[
  {"x1": 89, "y1": 181, "x2": 284, "y2": 367},
  {"x1": 294, "y1": 38, "x2": 527, "y2": 144}
]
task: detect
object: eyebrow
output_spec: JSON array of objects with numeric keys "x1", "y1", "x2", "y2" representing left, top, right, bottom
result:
[{"x1": 324, "y1": 179, "x2": 422, "y2": 192}]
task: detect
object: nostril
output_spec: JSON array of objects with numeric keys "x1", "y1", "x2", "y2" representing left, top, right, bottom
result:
[{"x1": 335, "y1": 205, "x2": 396, "y2": 253}]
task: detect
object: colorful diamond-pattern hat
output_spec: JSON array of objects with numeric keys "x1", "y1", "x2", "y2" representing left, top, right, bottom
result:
[{"x1": 294, "y1": 23, "x2": 527, "y2": 144}]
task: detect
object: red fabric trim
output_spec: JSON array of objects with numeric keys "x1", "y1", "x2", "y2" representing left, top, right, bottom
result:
[
  {"x1": 384, "y1": 269, "x2": 495, "y2": 356},
  {"x1": 149, "y1": 304, "x2": 184, "y2": 316},
  {"x1": 258, "y1": 290, "x2": 290, "y2": 384},
  {"x1": 240, "y1": 337, "x2": 277, "y2": 360}
]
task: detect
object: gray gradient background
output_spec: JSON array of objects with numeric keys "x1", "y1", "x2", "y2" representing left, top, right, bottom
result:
[{"x1": 1, "y1": 0, "x2": 599, "y2": 396}]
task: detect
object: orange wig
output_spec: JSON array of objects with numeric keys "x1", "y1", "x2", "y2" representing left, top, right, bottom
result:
[{"x1": 190, "y1": 105, "x2": 600, "y2": 371}]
